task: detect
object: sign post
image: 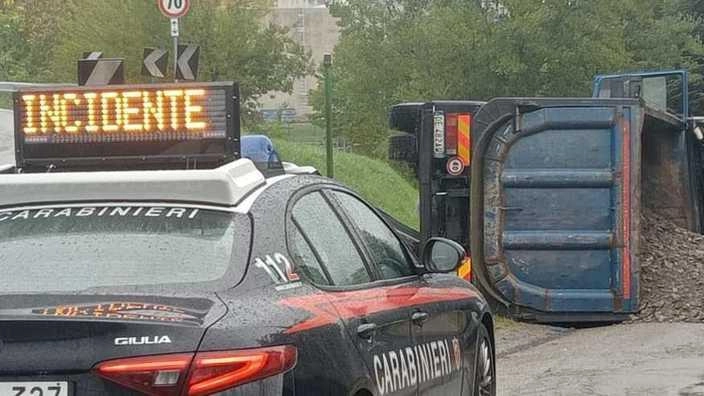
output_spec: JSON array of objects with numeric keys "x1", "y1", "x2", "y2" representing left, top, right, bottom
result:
[
  {"x1": 323, "y1": 54, "x2": 333, "y2": 178},
  {"x1": 157, "y1": 0, "x2": 191, "y2": 81},
  {"x1": 171, "y1": 18, "x2": 179, "y2": 81}
]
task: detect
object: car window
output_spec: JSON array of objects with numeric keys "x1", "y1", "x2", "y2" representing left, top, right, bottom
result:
[
  {"x1": 291, "y1": 192, "x2": 371, "y2": 286},
  {"x1": 289, "y1": 225, "x2": 331, "y2": 285},
  {"x1": 330, "y1": 191, "x2": 415, "y2": 279},
  {"x1": 0, "y1": 205, "x2": 248, "y2": 293}
]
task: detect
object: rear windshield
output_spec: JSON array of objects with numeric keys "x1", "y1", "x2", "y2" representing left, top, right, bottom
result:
[{"x1": 0, "y1": 205, "x2": 249, "y2": 293}]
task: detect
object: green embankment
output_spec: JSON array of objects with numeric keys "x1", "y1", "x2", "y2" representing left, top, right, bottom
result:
[{"x1": 273, "y1": 139, "x2": 419, "y2": 229}]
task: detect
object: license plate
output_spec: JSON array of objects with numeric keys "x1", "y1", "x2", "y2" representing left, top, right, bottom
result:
[{"x1": 0, "y1": 382, "x2": 69, "y2": 396}]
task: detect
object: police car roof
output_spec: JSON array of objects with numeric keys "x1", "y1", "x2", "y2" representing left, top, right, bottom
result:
[{"x1": 0, "y1": 159, "x2": 267, "y2": 207}]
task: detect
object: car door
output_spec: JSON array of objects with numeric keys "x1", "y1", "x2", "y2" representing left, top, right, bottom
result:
[
  {"x1": 287, "y1": 189, "x2": 418, "y2": 396},
  {"x1": 327, "y1": 189, "x2": 468, "y2": 396}
]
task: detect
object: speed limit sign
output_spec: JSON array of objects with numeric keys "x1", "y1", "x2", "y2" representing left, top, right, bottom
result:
[{"x1": 158, "y1": 0, "x2": 191, "y2": 18}]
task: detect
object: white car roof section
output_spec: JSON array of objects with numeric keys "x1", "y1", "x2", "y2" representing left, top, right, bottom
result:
[{"x1": 0, "y1": 159, "x2": 266, "y2": 207}]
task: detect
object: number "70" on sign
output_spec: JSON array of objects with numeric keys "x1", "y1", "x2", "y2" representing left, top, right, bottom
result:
[{"x1": 158, "y1": 0, "x2": 190, "y2": 18}]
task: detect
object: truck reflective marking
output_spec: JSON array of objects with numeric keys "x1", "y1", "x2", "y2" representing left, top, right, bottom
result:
[
  {"x1": 114, "y1": 335, "x2": 172, "y2": 346},
  {"x1": 457, "y1": 113, "x2": 471, "y2": 165},
  {"x1": 0, "y1": 207, "x2": 200, "y2": 221},
  {"x1": 373, "y1": 337, "x2": 460, "y2": 395}
]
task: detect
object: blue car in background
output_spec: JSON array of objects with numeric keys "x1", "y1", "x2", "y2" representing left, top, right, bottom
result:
[
  {"x1": 241, "y1": 134, "x2": 276, "y2": 163},
  {"x1": 242, "y1": 134, "x2": 318, "y2": 175}
]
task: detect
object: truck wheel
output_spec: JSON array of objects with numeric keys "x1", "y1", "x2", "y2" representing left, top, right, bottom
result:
[{"x1": 474, "y1": 323, "x2": 496, "y2": 396}]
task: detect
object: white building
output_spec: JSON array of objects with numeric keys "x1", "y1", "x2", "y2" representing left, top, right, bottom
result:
[{"x1": 259, "y1": 2, "x2": 339, "y2": 120}]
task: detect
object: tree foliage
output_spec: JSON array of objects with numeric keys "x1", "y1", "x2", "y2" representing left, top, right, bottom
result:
[
  {"x1": 0, "y1": 0, "x2": 67, "y2": 82},
  {"x1": 0, "y1": 0, "x2": 312, "y2": 115},
  {"x1": 51, "y1": 0, "x2": 311, "y2": 113},
  {"x1": 314, "y1": 0, "x2": 704, "y2": 155}
]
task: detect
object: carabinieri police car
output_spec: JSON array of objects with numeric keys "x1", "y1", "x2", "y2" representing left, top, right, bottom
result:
[{"x1": 0, "y1": 82, "x2": 495, "y2": 395}]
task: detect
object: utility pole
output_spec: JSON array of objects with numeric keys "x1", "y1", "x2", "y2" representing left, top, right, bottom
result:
[
  {"x1": 170, "y1": 18, "x2": 179, "y2": 82},
  {"x1": 323, "y1": 54, "x2": 334, "y2": 178}
]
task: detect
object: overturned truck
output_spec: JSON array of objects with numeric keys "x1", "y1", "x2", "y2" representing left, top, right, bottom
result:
[{"x1": 390, "y1": 70, "x2": 703, "y2": 322}]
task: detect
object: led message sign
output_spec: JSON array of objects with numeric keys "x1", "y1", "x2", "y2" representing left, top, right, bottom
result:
[{"x1": 13, "y1": 82, "x2": 238, "y2": 168}]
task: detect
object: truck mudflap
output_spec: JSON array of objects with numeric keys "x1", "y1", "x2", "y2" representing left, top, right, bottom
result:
[{"x1": 470, "y1": 98, "x2": 642, "y2": 321}]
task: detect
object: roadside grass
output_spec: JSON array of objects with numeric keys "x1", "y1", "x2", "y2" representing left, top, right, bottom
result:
[
  {"x1": 272, "y1": 138, "x2": 419, "y2": 229},
  {"x1": 275, "y1": 123, "x2": 326, "y2": 143},
  {"x1": 494, "y1": 315, "x2": 519, "y2": 330}
]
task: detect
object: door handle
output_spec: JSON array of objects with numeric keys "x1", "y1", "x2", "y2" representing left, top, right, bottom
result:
[
  {"x1": 357, "y1": 323, "x2": 377, "y2": 340},
  {"x1": 411, "y1": 311, "x2": 429, "y2": 326}
]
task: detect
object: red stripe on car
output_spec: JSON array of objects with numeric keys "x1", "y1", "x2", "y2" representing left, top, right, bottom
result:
[{"x1": 280, "y1": 285, "x2": 477, "y2": 333}]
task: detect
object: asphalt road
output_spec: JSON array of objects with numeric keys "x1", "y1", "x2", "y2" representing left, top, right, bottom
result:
[
  {"x1": 497, "y1": 322, "x2": 704, "y2": 396},
  {"x1": 0, "y1": 109, "x2": 15, "y2": 164}
]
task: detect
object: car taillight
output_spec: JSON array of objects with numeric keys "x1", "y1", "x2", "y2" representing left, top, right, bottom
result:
[
  {"x1": 94, "y1": 346, "x2": 297, "y2": 396},
  {"x1": 94, "y1": 353, "x2": 192, "y2": 396},
  {"x1": 187, "y1": 346, "x2": 297, "y2": 396}
]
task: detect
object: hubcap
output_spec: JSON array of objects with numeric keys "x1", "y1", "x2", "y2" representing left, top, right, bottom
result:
[{"x1": 478, "y1": 338, "x2": 494, "y2": 396}]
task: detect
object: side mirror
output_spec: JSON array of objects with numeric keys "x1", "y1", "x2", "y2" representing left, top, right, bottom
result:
[{"x1": 422, "y1": 238, "x2": 466, "y2": 273}]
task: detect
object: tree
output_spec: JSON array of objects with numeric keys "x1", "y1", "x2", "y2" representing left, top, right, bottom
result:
[
  {"x1": 44, "y1": 0, "x2": 311, "y2": 115},
  {"x1": 0, "y1": 0, "x2": 68, "y2": 82},
  {"x1": 0, "y1": 6, "x2": 28, "y2": 82},
  {"x1": 677, "y1": 0, "x2": 704, "y2": 113},
  {"x1": 314, "y1": 0, "x2": 704, "y2": 156}
]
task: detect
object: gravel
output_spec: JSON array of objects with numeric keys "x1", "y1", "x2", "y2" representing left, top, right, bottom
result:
[{"x1": 636, "y1": 211, "x2": 704, "y2": 322}]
